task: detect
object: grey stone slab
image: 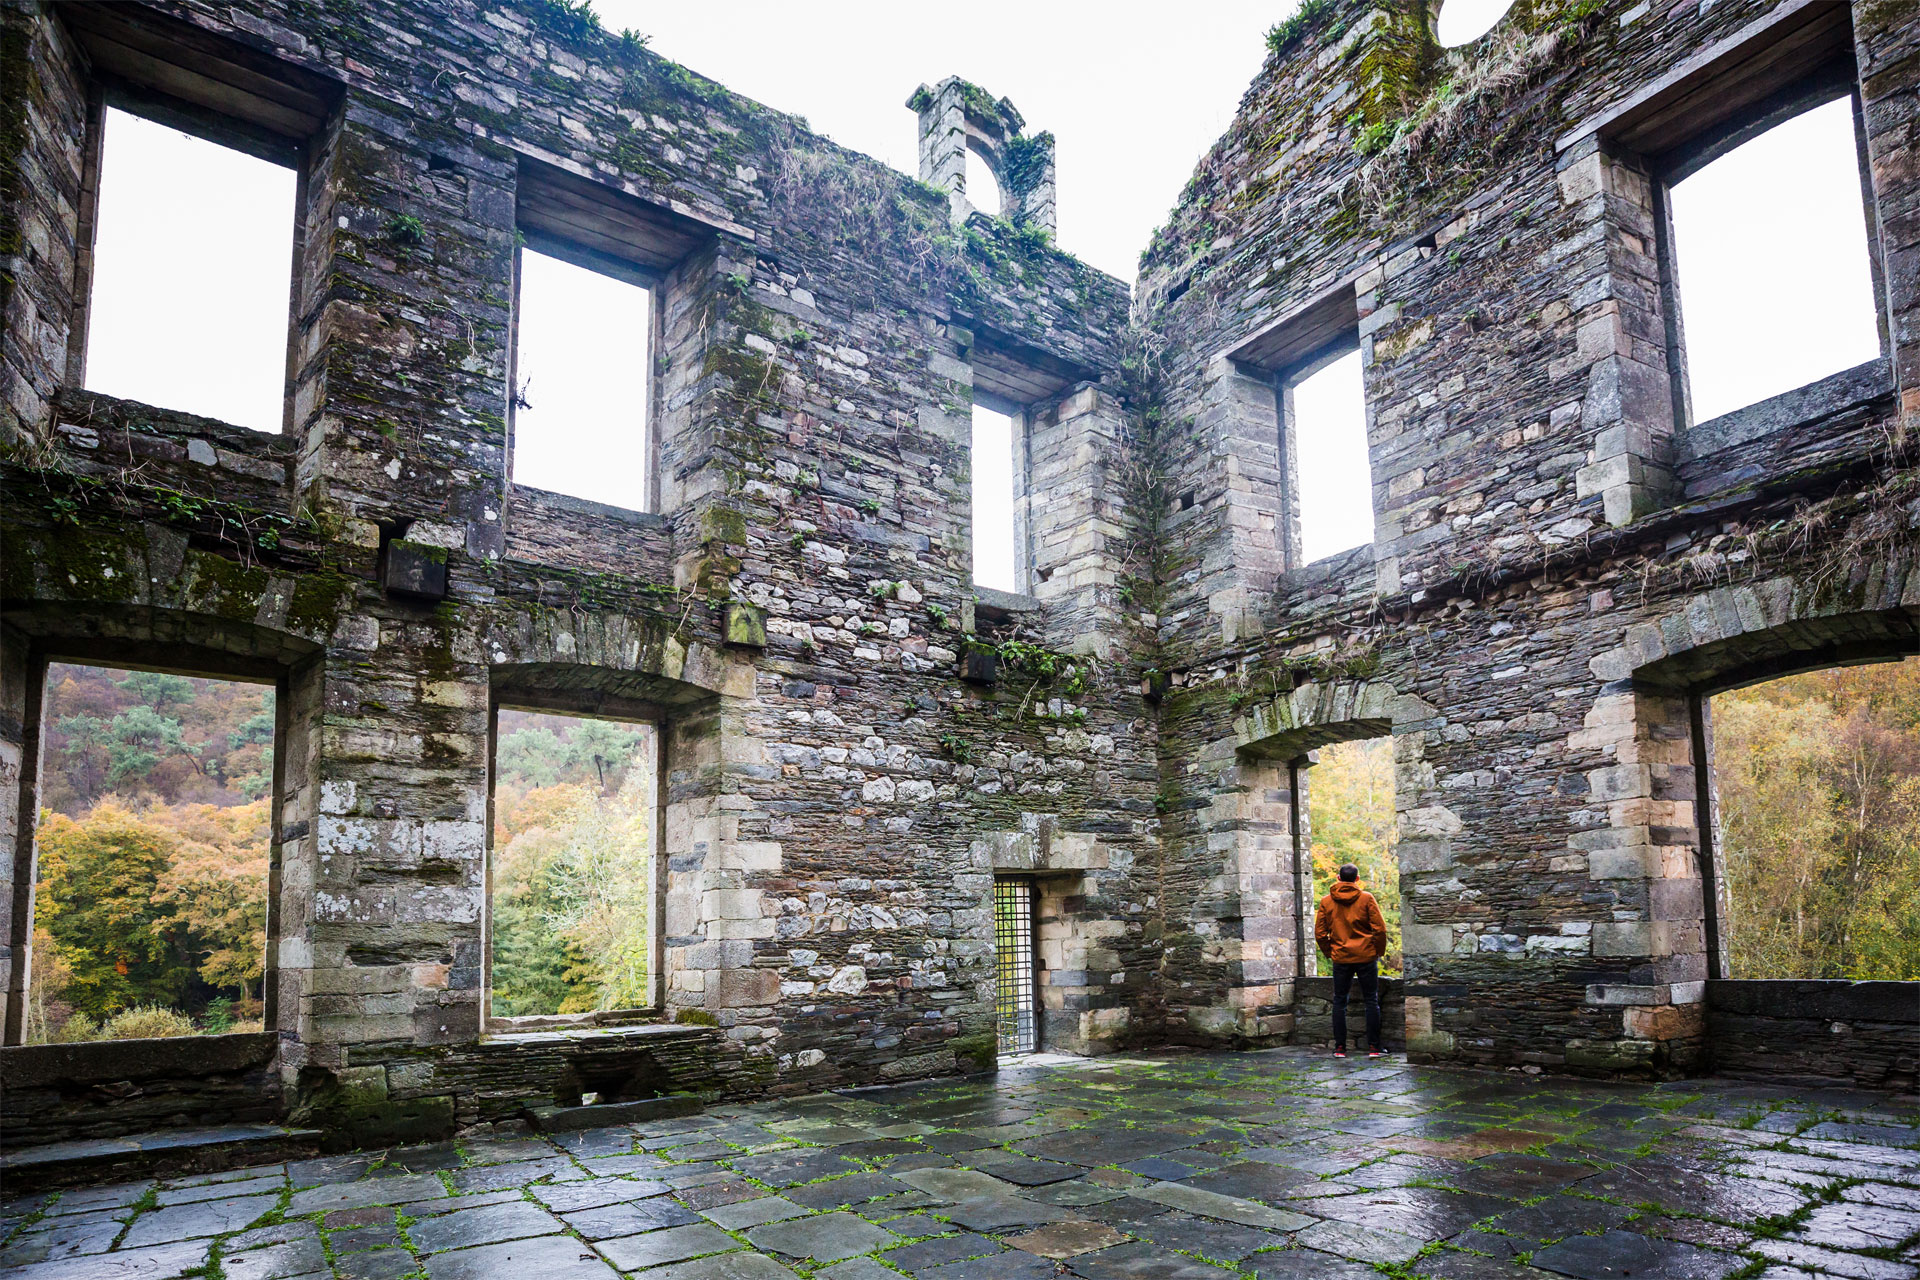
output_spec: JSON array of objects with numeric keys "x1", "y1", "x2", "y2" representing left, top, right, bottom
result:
[
  {"x1": 1020, "y1": 1129, "x2": 1193, "y2": 1167},
  {"x1": 817, "y1": 1260, "x2": 899, "y2": 1280},
  {"x1": 1132, "y1": 1181, "x2": 1314, "y2": 1231},
  {"x1": 744, "y1": 1211, "x2": 895, "y2": 1263},
  {"x1": 423, "y1": 1234, "x2": 618, "y2": 1279},
  {"x1": 922, "y1": 1252, "x2": 1059, "y2": 1280},
  {"x1": 120, "y1": 1194, "x2": 280, "y2": 1247},
  {"x1": 884, "y1": 1231, "x2": 1002, "y2": 1269},
  {"x1": 783, "y1": 1172, "x2": 903, "y2": 1209},
  {"x1": 223, "y1": 1237, "x2": 330, "y2": 1280},
  {"x1": 1791, "y1": 1201, "x2": 1920, "y2": 1250},
  {"x1": 1754, "y1": 1237, "x2": 1919, "y2": 1280},
  {"x1": 563, "y1": 1198, "x2": 703, "y2": 1239},
  {"x1": 529, "y1": 1177, "x2": 672, "y2": 1212},
  {"x1": 407, "y1": 1200, "x2": 563, "y2": 1253},
  {"x1": 1022, "y1": 1181, "x2": 1127, "y2": 1207},
  {"x1": 335, "y1": 1248, "x2": 419, "y2": 1280},
  {"x1": 10, "y1": 1213, "x2": 122, "y2": 1260},
  {"x1": 328, "y1": 1223, "x2": 401, "y2": 1254},
  {"x1": 725, "y1": 1149, "x2": 862, "y2": 1186},
  {"x1": 595, "y1": 1223, "x2": 741, "y2": 1270},
  {"x1": 0, "y1": 1241, "x2": 212, "y2": 1279},
  {"x1": 962, "y1": 1154, "x2": 1085, "y2": 1186},
  {"x1": 700, "y1": 1196, "x2": 809, "y2": 1230},
  {"x1": 450, "y1": 1157, "x2": 585, "y2": 1193},
  {"x1": 1292, "y1": 1219, "x2": 1425, "y2": 1265},
  {"x1": 1531, "y1": 1230, "x2": 1745, "y2": 1280},
  {"x1": 1182, "y1": 1160, "x2": 1321, "y2": 1201},
  {"x1": 942, "y1": 1195, "x2": 1070, "y2": 1231},
  {"x1": 1415, "y1": 1251, "x2": 1557, "y2": 1280},
  {"x1": 285, "y1": 1173, "x2": 448, "y2": 1216},
  {"x1": 890, "y1": 1167, "x2": 1018, "y2": 1202},
  {"x1": 1246, "y1": 1249, "x2": 1383, "y2": 1279},
  {"x1": 155, "y1": 1174, "x2": 285, "y2": 1205},
  {"x1": 644, "y1": 1252, "x2": 804, "y2": 1280},
  {"x1": 1308, "y1": 1185, "x2": 1514, "y2": 1238},
  {"x1": 44, "y1": 1186, "x2": 155, "y2": 1217},
  {"x1": 1126, "y1": 1211, "x2": 1286, "y2": 1260},
  {"x1": 1066, "y1": 1239, "x2": 1241, "y2": 1280}
]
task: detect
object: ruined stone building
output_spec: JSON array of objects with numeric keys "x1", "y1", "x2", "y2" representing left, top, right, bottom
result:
[{"x1": 1, "y1": 0, "x2": 1915, "y2": 1159}]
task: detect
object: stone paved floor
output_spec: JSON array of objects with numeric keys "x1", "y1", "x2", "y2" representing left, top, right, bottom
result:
[{"x1": 4, "y1": 1048, "x2": 1919, "y2": 1280}]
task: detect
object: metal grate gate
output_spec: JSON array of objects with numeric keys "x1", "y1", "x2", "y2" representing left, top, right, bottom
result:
[{"x1": 994, "y1": 877, "x2": 1037, "y2": 1056}]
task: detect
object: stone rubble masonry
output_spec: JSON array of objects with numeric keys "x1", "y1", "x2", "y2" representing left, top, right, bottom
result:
[{"x1": 0, "y1": 0, "x2": 1916, "y2": 1152}]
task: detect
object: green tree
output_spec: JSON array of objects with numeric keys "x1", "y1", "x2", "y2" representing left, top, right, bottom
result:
[
  {"x1": 117, "y1": 670, "x2": 196, "y2": 713},
  {"x1": 105, "y1": 704, "x2": 201, "y2": 788}
]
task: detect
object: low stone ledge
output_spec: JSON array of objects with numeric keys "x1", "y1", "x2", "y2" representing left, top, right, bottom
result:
[
  {"x1": 1, "y1": 1033, "x2": 285, "y2": 1150},
  {"x1": 0, "y1": 1031, "x2": 279, "y2": 1090},
  {"x1": 1290, "y1": 974, "x2": 1409, "y2": 1051},
  {"x1": 1704, "y1": 978, "x2": 1918, "y2": 1023},
  {"x1": 1704, "y1": 979, "x2": 1917, "y2": 1091}
]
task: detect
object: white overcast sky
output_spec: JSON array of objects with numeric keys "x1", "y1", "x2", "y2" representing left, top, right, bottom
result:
[{"x1": 83, "y1": 0, "x2": 1882, "y2": 568}]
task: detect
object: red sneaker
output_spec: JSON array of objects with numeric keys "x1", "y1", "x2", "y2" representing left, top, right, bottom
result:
[
  {"x1": 1334, "y1": 1049, "x2": 1347, "y2": 1058},
  {"x1": 1368, "y1": 1049, "x2": 1383, "y2": 1058}
]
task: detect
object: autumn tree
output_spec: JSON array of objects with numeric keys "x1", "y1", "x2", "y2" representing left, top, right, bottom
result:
[
  {"x1": 34, "y1": 803, "x2": 193, "y2": 1017},
  {"x1": 1307, "y1": 736, "x2": 1403, "y2": 973}
]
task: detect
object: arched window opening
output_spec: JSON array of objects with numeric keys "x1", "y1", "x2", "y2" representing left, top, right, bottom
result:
[
  {"x1": 965, "y1": 145, "x2": 1003, "y2": 217},
  {"x1": 1433, "y1": 0, "x2": 1516, "y2": 48}
]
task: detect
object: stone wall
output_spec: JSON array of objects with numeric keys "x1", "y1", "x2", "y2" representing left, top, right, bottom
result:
[
  {"x1": 0, "y1": 0, "x2": 1145, "y2": 1152},
  {"x1": 1137, "y1": 0, "x2": 1920, "y2": 1074},
  {"x1": 1, "y1": 0, "x2": 1916, "y2": 1155},
  {"x1": 0, "y1": 1033, "x2": 283, "y2": 1149},
  {"x1": 1705, "y1": 980, "x2": 1919, "y2": 1093}
]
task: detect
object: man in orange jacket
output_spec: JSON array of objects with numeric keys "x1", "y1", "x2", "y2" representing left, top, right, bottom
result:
[{"x1": 1314, "y1": 863, "x2": 1388, "y2": 1058}]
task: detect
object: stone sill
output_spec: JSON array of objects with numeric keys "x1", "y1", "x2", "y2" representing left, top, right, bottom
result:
[
  {"x1": 1679, "y1": 358, "x2": 1894, "y2": 462},
  {"x1": 973, "y1": 584, "x2": 1044, "y2": 618},
  {"x1": 53, "y1": 387, "x2": 296, "y2": 471},
  {"x1": 481, "y1": 1019, "x2": 709, "y2": 1046},
  {"x1": 1, "y1": 1031, "x2": 279, "y2": 1089},
  {"x1": 507, "y1": 483, "x2": 666, "y2": 526}
]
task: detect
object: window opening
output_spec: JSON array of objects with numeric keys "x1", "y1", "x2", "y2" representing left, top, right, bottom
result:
[
  {"x1": 1434, "y1": 0, "x2": 1517, "y2": 47},
  {"x1": 489, "y1": 708, "x2": 657, "y2": 1020},
  {"x1": 1306, "y1": 736, "x2": 1399, "y2": 977},
  {"x1": 82, "y1": 107, "x2": 296, "y2": 433},
  {"x1": 994, "y1": 876, "x2": 1037, "y2": 1056},
  {"x1": 25, "y1": 664, "x2": 275, "y2": 1044},
  {"x1": 511, "y1": 248, "x2": 652, "y2": 511},
  {"x1": 966, "y1": 146, "x2": 1002, "y2": 217},
  {"x1": 1707, "y1": 656, "x2": 1920, "y2": 980},
  {"x1": 1288, "y1": 348, "x2": 1373, "y2": 565},
  {"x1": 971, "y1": 403, "x2": 1019, "y2": 591},
  {"x1": 1667, "y1": 96, "x2": 1880, "y2": 422}
]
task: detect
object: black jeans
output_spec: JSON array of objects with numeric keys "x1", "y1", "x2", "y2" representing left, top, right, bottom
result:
[{"x1": 1332, "y1": 960, "x2": 1382, "y2": 1051}]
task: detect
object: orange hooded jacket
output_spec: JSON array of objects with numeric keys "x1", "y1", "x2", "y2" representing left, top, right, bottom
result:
[{"x1": 1315, "y1": 881, "x2": 1388, "y2": 965}]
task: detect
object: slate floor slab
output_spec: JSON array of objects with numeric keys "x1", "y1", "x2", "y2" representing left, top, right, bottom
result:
[{"x1": 8, "y1": 1047, "x2": 1919, "y2": 1280}]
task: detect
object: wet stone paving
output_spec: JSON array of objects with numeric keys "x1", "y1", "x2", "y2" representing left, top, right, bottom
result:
[{"x1": 4, "y1": 1048, "x2": 1920, "y2": 1280}]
